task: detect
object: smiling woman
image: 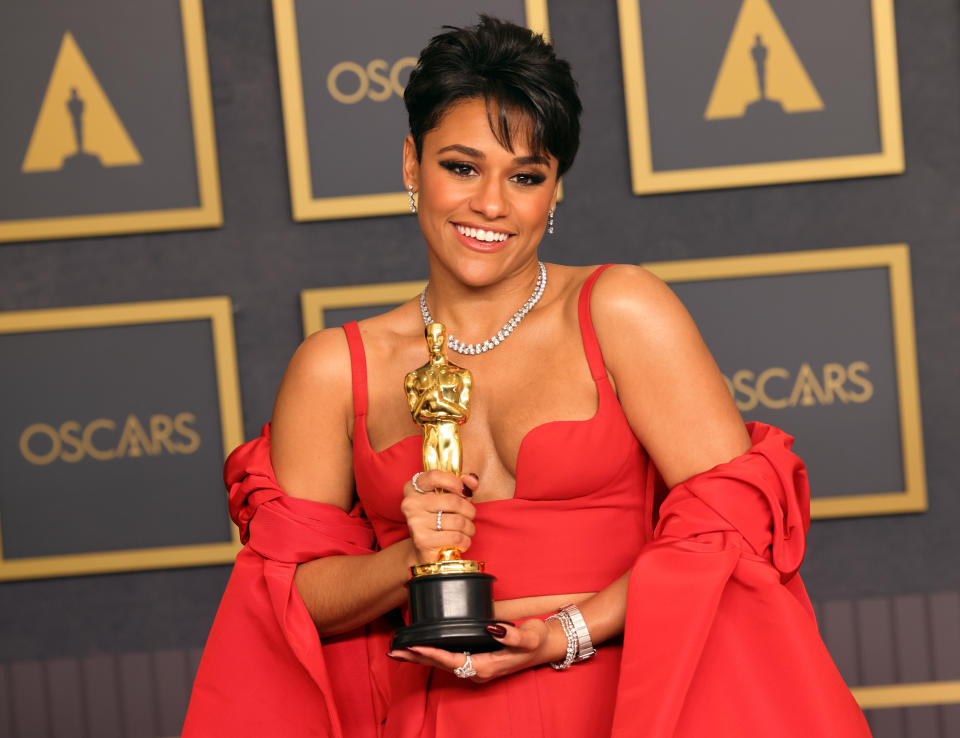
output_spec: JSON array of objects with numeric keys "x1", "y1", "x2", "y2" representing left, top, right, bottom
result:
[{"x1": 184, "y1": 16, "x2": 872, "y2": 738}]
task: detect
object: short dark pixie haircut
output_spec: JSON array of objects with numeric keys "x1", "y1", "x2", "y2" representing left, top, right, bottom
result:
[{"x1": 403, "y1": 16, "x2": 582, "y2": 177}]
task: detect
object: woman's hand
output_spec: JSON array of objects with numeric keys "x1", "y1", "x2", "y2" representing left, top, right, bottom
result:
[
  {"x1": 387, "y1": 618, "x2": 565, "y2": 682},
  {"x1": 401, "y1": 470, "x2": 479, "y2": 564}
]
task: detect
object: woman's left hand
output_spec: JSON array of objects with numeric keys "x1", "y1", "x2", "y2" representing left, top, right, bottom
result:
[{"x1": 387, "y1": 618, "x2": 562, "y2": 682}]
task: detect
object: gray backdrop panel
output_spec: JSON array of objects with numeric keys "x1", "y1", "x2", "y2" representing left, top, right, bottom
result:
[
  {"x1": 638, "y1": 0, "x2": 881, "y2": 170},
  {"x1": 0, "y1": 0, "x2": 198, "y2": 219},
  {"x1": 673, "y1": 267, "x2": 903, "y2": 498},
  {"x1": 0, "y1": 320, "x2": 230, "y2": 558},
  {"x1": 296, "y1": 0, "x2": 525, "y2": 198}
]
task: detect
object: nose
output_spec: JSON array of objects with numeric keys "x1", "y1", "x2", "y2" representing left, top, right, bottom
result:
[{"x1": 469, "y1": 177, "x2": 507, "y2": 220}]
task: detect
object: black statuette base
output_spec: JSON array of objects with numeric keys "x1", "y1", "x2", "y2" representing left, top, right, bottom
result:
[{"x1": 391, "y1": 571, "x2": 501, "y2": 653}]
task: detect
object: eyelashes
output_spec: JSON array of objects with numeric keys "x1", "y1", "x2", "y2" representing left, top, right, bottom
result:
[
  {"x1": 438, "y1": 160, "x2": 546, "y2": 186},
  {"x1": 440, "y1": 160, "x2": 475, "y2": 177}
]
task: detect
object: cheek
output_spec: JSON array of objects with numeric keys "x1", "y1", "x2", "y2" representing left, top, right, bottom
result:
[{"x1": 419, "y1": 175, "x2": 462, "y2": 214}]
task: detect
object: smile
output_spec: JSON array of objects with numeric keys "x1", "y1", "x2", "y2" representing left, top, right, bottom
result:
[{"x1": 454, "y1": 223, "x2": 511, "y2": 243}]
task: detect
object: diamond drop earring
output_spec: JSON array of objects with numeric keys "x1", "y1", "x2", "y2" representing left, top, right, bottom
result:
[
  {"x1": 408, "y1": 184, "x2": 417, "y2": 213},
  {"x1": 547, "y1": 206, "x2": 555, "y2": 234}
]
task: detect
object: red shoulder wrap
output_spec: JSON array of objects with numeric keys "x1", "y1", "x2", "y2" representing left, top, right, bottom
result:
[
  {"x1": 612, "y1": 422, "x2": 870, "y2": 737},
  {"x1": 183, "y1": 424, "x2": 389, "y2": 738}
]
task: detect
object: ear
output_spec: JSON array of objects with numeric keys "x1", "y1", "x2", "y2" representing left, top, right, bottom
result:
[
  {"x1": 550, "y1": 177, "x2": 561, "y2": 211},
  {"x1": 402, "y1": 134, "x2": 420, "y2": 191}
]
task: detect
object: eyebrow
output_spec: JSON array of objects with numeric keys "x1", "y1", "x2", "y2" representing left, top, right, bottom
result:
[{"x1": 436, "y1": 144, "x2": 549, "y2": 166}]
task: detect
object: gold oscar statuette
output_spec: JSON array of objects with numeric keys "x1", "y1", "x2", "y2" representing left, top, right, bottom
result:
[{"x1": 391, "y1": 323, "x2": 500, "y2": 652}]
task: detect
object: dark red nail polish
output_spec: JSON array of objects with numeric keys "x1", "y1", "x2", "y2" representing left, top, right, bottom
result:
[
  {"x1": 462, "y1": 487, "x2": 473, "y2": 497},
  {"x1": 486, "y1": 624, "x2": 507, "y2": 638},
  {"x1": 468, "y1": 473, "x2": 479, "y2": 482}
]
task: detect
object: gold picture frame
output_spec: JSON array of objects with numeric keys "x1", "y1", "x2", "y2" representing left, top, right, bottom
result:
[
  {"x1": 644, "y1": 244, "x2": 925, "y2": 519},
  {"x1": 853, "y1": 680, "x2": 960, "y2": 711},
  {"x1": 0, "y1": 0, "x2": 222, "y2": 243},
  {"x1": 616, "y1": 0, "x2": 904, "y2": 194},
  {"x1": 0, "y1": 297, "x2": 243, "y2": 580},
  {"x1": 301, "y1": 279, "x2": 426, "y2": 337},
  {"x1": 272, "y1": 0, "x2": 553, "y2": 221}
]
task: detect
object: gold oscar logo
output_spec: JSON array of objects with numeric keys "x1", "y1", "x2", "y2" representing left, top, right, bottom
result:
[
  {"x1": 723, "y1": 361, "x2": 874, "y2": 412},
  {"x1": 704, "y1": 0, "x2": 824, "y2": 120},
  {"x1": 19, "y1": 412, "x2": 201, "y2": 466},
  {"x1": 326, "y1": 57, "x2": 418, "y2": 104},
  {"x1": 21, "y1": 31, "x2": 142, "y2": 173}
]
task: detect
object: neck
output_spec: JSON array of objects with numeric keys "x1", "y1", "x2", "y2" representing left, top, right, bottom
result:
[{"x1": 424, "y1": 258, "x2": 544, "y2": 341}]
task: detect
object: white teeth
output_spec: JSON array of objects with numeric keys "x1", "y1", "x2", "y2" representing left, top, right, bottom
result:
[{"x1": 456, "y1": 224, "x2": 509, "y2": 242}]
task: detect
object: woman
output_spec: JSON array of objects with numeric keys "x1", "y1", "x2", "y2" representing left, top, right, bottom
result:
[{"x1": 185, "y1": 17, "x2": 871, "y2": 738}]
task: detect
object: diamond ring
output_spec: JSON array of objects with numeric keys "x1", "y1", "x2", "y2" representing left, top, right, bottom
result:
[
  {"x1": 453, "y1": 652, "x2": 477, "y2": 679},
  {"x1": 411, "y1": 472, "x2": 428, "y2": 494}
]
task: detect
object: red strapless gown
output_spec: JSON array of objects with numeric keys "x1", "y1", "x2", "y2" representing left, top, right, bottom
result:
[{"x1": 183, "y1": 266, "x2": 871, "y2": 737}]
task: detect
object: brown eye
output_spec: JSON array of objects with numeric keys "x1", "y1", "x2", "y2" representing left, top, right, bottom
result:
[
  {"x1": 512, "y1": 172, "x2": 546, "y2": 186},
  {"x1": 440, "y1": 161, "x2": 476, "y2": 177}
]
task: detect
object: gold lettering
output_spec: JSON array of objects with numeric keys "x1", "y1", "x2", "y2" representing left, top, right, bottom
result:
[
  {"x1": 822, "y1": 363, "x2": 849, "y2": 404},
  {"x1": 83, "y1": 418, "x2": 116, "y2": 460},
  {"x1": 59, "y1": 420, "x2": 85, "y2": 463},
  {"x1": 389, "y1": 57, "x2": 417, "y2": 97},
  {"x1": 365, "y1": 59, "x2": 392, "y2": 102},
  {"x1": 731, "y1": 369, "x2": 759, "y2": 411},
  {"x1": 327, "y1": 61, "x2": 368, "y2": 104},
  {"x1": 847, "y1": 361, "x2": 874, "y2": 402},
  {"x1": 789, "y1": 363, "x2": 829, "y2": 407},
  {"x1": 150, "y1": 413, "x2": 177, "y2": 454},
  {"x1": 173, "y1": 412, "x2": 201, "y2": 454},
  {"x1": 19, "y1": 423, "x2": 60, "y2": 465},
  {"x1": 116, "y1": 414, "x2": 155, "y2": 457},
  {"x1": 756, "y1": 367, "x2": 790, "y2": 409}
]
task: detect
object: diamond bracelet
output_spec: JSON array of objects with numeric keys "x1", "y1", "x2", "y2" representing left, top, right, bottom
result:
[{"x1": 545, "y1": 608, "x2": 579, "y2": 670}]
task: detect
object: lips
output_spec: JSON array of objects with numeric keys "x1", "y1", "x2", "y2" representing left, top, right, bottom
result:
[{"x1": 451, "y1": 222, "x2": 513, "y2": 252}]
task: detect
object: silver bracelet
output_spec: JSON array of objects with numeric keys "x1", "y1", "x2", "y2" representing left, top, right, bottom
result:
[
  {"x1": 560, "y1": 604, "x2": 596, "y2": 662},
  {"x1": 545, "y1": 608, "x2": 579, "y2": 670}
]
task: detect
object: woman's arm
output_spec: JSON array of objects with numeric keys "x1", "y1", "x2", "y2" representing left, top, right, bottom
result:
[
  {"x1": 544, "y1": 265, "x2": 751, "y2": 646},
  {"x1": 593, "y1": 264, "x2": 750, "y2": 486},
  {"x1": 271, "y1": 327, "x2": 478, "y2": 638}
]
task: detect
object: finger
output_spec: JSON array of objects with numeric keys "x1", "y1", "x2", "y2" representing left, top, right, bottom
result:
[
  {"x1": 386, "y1": 648, "x2": 431, "y2": 665},
  {"x1": 485, "y1": 622, "x2": 531, "y2": 649},
  {"x1": 432, "y1": 493, "x2": 476, "y2": 519},
  {"x1": 416, "y1": 470, "x2": 465, "y2": 495},
  {"x1": 461, "y1": 472, "x2": 480, "y2": 497},
  {"x1": 406, "y1": 646, "x2": 470, "y2": 672},
  {"x1": 427, "y1": 511, "x2": 475, "y2": 538},
  {"x1": 400, "y1": 494, "x2": 474, "y2": 527},
  {"x1": 428, "y1": 531, "x2": 472, "y2": 554}
]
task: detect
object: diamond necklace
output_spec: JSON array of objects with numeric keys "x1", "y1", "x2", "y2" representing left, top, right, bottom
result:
[{"x1": 419, "y1": 261, "x2": 547, "y2": 355}]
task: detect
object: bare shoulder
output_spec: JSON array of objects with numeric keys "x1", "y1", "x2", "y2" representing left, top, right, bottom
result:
[
  {"x1": 586, "y1": 264, "x2": 750, "y2": 486},
  {"x1": 270, "y1": 326, "x2": 355, "y2": 507},
  {"x1": 589, "y1": 263, "x2": 692, "y2": 335},
  {"x1": 282, "y1": 326, "x2": 353, "y2": 394}
]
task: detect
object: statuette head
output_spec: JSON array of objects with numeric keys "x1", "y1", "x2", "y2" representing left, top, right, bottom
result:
[{"x1": 425, "y1": 322, "x2": 446, "y2": 357}]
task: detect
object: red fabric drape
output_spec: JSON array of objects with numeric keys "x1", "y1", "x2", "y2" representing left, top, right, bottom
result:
[
  {"x1": 613, "y1": 422, "x2": 870, "y2": 736},
  {"x1": 184, "y1": 422, "x2": 870, "y2": 737},
  {"x1": 182, "y1": 424, "x2": 391, "y2": 738}
]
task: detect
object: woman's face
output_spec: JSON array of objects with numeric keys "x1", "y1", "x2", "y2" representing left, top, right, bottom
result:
[{"x1": 403, "y1": 97, "x2": 559, "y2": 287}]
